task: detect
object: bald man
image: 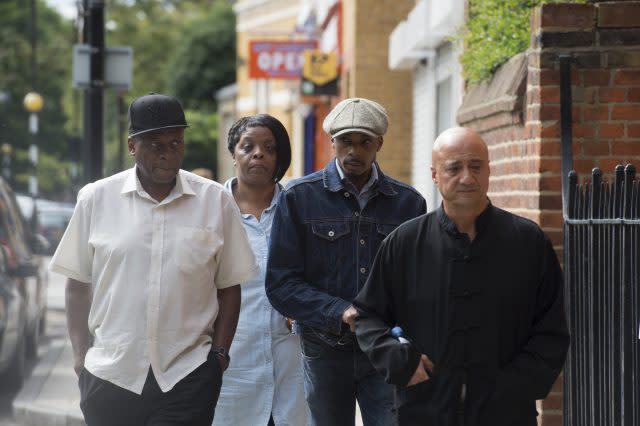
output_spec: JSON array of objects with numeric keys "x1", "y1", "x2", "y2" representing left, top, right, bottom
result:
[{"x1": 353, "y1": 128, "x2": 569, "y2": 426}]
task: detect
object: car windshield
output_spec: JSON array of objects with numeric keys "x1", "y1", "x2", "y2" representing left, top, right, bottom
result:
[{"x1": 38, "y1": 210, "x2": 72, "y2": 228}]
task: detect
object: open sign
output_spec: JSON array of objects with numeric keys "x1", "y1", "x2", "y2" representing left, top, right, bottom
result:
[{"x1": 249, "y1": 40, "x2": 318, "y2": 80}]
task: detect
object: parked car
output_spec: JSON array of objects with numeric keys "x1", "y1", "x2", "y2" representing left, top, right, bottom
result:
[
  {"x1": 0, "y1": 181, "x2": 48, "y2": 390},
  {"x1": 16, "y1": 194, "x2": 74, "y2": 255},
  {"x1": 37, "y1": 202, "x2": 74, "y2": 255},
  {"x1": 15, "y1": 193, "x2": 39, "y2": 235}
]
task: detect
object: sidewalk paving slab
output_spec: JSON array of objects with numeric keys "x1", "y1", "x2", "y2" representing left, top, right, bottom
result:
[{"x1": 13, "y1": 338, "x2": 84, "y2": 426}]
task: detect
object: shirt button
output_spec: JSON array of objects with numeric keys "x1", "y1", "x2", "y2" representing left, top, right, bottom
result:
[
  {"x1": 328, "y1": 230, "x2": 335, "y2": 237},
  {"x1": 354, "y1": 212, "x2": 360, "y2": 217},
  {"x1": 360, "y1": 239, "x2": 365, "y2": 245},
  {"x1": 360, "y1": 267, "x2": 367, "y2": 274},
  {"x1": 344, "y1": 192, "x2": 350, "y2": 198}
]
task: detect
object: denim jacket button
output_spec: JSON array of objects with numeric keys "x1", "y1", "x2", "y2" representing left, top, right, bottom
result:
[
  {"x1": 344, "y1": 192, "x2": 350, "y2": 197},
  {"x1": 328, "y1": 230, "x2": 335, "y2": 237}
]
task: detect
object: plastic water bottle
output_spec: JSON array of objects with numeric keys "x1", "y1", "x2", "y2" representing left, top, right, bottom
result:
[{"x1": 391, "y1": 326, "x2": 411, "y2": 345}]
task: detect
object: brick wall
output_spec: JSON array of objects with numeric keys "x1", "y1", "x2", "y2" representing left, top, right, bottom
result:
[
  {"x1": 347, "y1": 0, "x2": 414, "y2": 183},
  {"x1": 309, "y1": 0, "x2": 415, "y2": 181},
  {"x1": 458, "y1": 1, "x2": 640, "y2": 425}
]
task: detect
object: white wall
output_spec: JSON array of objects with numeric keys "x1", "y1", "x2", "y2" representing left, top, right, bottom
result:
[
  {"x1": 412, "y1": 61, "x2": 437, "y2": 208},
  {"x1": 410, "y1": 43, "x2": 463, "y2": 212}
]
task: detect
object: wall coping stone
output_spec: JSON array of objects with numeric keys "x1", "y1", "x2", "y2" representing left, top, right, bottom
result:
[{"x1": 458, "y1": 53, "x2": 527, "y2": 126}]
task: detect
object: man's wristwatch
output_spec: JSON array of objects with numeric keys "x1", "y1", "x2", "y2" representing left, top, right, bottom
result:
[{"x1": 211, "y1": 346, "x2": 231, "y2": 369}]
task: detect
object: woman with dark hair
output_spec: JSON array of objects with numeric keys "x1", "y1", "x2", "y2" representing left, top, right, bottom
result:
[{"x1": 214, "y1": 114, "x2": 308, "y2": 426}]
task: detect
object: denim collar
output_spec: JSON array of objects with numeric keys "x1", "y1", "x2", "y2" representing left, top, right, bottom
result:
[{"x1": 322, "y1": 158, "x2": 396, "y2": 196}]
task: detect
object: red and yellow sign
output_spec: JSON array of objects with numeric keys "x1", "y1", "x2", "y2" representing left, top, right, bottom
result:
[
  {"x1": 249, "y1": 40, "x2": 318, "y2": 80},
  {"x1": 302, "y1": 50, "x2": 338, "y2": 86}
]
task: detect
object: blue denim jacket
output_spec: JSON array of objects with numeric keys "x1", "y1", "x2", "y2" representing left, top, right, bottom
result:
[{"x1": 266, "y1": 159, "x2": 426, "y2": 344}]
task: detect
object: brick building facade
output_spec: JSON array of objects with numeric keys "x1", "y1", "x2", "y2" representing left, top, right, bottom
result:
[
  {"x1": 305, "y1": 0, "x2": 415, "y2": 182},
  {"x1": 341, "y1": 0, "x2": 415, "y2": 183},
  {"x1": 226, "y1": 0, "x2": 416, "y2": 184},
  {"x1": 458, "y1": 1, "x2": 640, "y2": 424},
  {"x1": 224, "y1": 0, "x2": 305, "y2": 183}
]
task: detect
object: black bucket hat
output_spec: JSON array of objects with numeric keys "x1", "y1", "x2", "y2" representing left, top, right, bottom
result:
[{"x1": 128, "y1": 93, "x2": 189, "y2": 138}]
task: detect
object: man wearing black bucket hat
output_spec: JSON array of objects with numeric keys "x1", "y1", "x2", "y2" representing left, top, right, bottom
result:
[
  {"x1": 50, "y1": 93, "x2": 258, "y2": 426},
  {"x1": 266, "y1": 98, "x2": 427, "y2": 425}
]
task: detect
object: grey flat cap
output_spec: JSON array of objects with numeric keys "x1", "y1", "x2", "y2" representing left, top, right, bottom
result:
[{"x1": 322, "y1": 98, "x2": 388, "y2": 138}]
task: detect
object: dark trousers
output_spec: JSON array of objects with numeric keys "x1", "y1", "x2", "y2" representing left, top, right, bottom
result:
[
  {"x1": 79, "y1": 352, "x2": 222, "y2": 426},
  {"x1": 301, "y1": 333, "x2": 396, "y2": 426}
]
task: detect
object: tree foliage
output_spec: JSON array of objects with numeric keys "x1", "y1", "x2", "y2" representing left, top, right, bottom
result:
[
  {"x1": 166, "y1": 2, "x2": 236, "y2": 110},
  {"x1": 0, "y1": 0, "x2": 75, "y2": 197},
  {"x1": 0, "y1": 0, "x2": 235, "y2": 197},
  {"x1": 104, "y1": 0, "x2": 235, "y2": 176},
  {"x1": 182, "y1": 110, "x2": 218, "y2": 175},
  {"x1": 461, "y1": 0, "x2": 588, "y2": 83}
]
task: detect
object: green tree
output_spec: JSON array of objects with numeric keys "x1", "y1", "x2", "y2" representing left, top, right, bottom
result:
[
  {"x1": 106, "y1": 1, "x2": 179, "y2": 97},
  {"x1": 462, "y1": 0, "x2": 588, "y2": 83},
  {"x1": 166, "y1": 2, "x2": 236, "y2": 109},
  {"x1": 0, "y1": 1, "x2": 76, "y2": 197},
  {"x1": 103, "y1": 0, "x2": 234, "y2": 177},
  {"x1": 182, "y1": 110, "x2": 218, "y2": 174}
]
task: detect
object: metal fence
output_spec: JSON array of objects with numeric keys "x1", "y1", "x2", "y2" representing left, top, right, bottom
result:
[{"x1": 563, "y1": 164, "x2": 640, "y2": 426}]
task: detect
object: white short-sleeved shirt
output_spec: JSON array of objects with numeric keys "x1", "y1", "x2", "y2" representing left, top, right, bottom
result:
[{"x1": 50, "y1": 167, "x2": 258, "y2": 394}]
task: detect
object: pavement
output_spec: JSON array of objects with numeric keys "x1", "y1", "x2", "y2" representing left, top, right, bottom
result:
[
  {"x1": 12, "y1": 269, "x2": 85, "y2": 426},
  {"x1": 11, "y1": 267, "x2": 364, "y2": 426}
]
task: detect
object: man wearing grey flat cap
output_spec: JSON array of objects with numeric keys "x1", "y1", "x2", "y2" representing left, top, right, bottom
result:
[
  {"x1": 51, "y1": 93, "x2": 258, "y2": 425},
  {"x1": 266, "y1": 97, "x2": 426, "y2": 425}
]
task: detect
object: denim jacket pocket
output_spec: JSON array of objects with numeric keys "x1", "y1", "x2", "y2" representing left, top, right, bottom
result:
[
  {"x1": 309, "y1": 222, "x2": 351, "y2": 294},
  {"x1": 311, "y1": 222, "x2": 350, "y2": 241}
]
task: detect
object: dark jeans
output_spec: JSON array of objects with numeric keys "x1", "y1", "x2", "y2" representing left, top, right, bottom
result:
[
  {"x1": 301, "y1": 332, "x2": 396, "y2": 426},
  {"x1": 79, "y1": 352, "x2": 222, "y2": 426}
]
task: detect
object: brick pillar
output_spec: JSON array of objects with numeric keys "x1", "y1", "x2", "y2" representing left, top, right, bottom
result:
[
  {"x1": 349, "y1": 0, "x2": 414, "y2": 183},
  {"x1": 530, "y1": 2, "x2": 640, "y2": 425},
  {"x1": 459, "y1": 2, "x2": 640, "y2": 425}
]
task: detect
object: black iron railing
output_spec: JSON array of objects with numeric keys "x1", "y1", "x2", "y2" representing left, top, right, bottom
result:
[{"x1": 563, "y1": 165, "x2": 640, "y2": 426}]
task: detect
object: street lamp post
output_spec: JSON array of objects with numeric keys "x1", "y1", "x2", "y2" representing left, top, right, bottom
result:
[{"x1": 23, "y1": 91, "x2": 44, "y2": 197}]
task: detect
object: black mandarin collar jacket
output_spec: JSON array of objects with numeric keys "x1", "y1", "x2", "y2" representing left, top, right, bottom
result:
[{"x1": 354, "y1": 203, "x2": 569, "y2": 426}]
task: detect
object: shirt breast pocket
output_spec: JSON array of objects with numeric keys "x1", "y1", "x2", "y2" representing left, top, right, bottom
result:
[{"x1": 174, "y1": 227, "x2": 220, "y2": 275}]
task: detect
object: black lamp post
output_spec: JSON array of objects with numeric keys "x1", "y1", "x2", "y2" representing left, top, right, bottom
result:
[{"x1": 23, "y1": 91, "x2": 43, "y2": 196}]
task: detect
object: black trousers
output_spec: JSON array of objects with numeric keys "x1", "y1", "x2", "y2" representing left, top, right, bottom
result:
[{"x1": 79, "y1": 352, "x2": 222, "y2": 426}]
